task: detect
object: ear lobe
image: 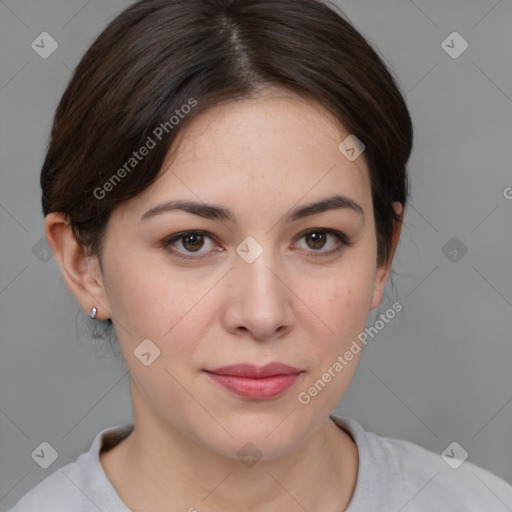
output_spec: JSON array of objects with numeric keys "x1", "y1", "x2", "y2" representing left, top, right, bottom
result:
[
  {"x1": 370, "y1": 201, "x2": 404, "y2": 311},
  {"x1": 44, "y1": 212, "x2": 111, "y2": 320}
]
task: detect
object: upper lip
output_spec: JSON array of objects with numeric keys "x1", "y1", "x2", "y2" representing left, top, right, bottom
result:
[{"x1": 205, "y1": 363, "x2": 303, "y2": 378}]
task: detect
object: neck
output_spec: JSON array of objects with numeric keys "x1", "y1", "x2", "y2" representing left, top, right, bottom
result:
[{"x1": 100, "y1": 389, "x2": 358, "y2": 512}]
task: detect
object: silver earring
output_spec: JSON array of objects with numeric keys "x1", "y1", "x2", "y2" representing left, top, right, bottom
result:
[{"x1": 90, "y1": 307, "x2": 98, "y2": 319}]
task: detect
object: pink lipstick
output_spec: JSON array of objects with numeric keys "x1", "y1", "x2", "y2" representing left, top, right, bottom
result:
[{"x1": 204, "y1": 363, "x2": 303, "y2": 400}]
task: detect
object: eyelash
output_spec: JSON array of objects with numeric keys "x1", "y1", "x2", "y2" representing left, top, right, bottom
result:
[{"x1": 162, "y1": 229, "x2": 352, "y2": 260}]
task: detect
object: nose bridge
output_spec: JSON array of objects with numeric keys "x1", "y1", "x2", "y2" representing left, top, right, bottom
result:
[
  {"x1": 229, "y1": 234, "x2": 290, "y2": 324},
  {"x1": 235, "y1": 234, "x2": 283, "y2": 295}
]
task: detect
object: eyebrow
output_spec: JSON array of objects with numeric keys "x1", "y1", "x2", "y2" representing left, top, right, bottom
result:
[{"x1": 140, "y1": 194, "x2": 364, "y2": 223}]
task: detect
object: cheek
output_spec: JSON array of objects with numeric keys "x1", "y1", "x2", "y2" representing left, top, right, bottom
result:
[
  {"x1": 306, "y1": 259, "x2": 377, "y2": 341},
  {"x1": 325, "y1": 287, "x2": 372, "y2": 353},
  {"x1": 296, "y1": 277, "x2": 374, "y2": 408},
  {"x1": 104, "y1": 253, "x2": 218, "y2": 372},
  {"x1": 101, "y1": 249, "x2": 181, "y2": 342}
]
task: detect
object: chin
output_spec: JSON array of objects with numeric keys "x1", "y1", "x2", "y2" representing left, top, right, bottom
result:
[{"x1": 195, "y1": 412, "x2": 311, "y2": 462}]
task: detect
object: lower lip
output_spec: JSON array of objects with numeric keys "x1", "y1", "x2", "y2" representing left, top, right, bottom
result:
[{"x1": 205, "y1": 372, "x2": 302, "y2": 400}]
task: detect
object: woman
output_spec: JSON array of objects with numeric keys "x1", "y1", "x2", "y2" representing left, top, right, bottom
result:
[{"x1": 8, "y1": 0, "x2": 512, "y2": 510}]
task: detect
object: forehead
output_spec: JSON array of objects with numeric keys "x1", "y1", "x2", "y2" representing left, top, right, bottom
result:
[
  {"x1": 173, "y1": 90, "x2": 359, "y2": 168},
  {"x1": 115, "y1": 89, "x2": 372, "y2": 224}
]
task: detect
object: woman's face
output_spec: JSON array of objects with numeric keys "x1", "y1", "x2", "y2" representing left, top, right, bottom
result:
[{"x1": 95, "y1": 89, "x2": 393, "y2": 459}]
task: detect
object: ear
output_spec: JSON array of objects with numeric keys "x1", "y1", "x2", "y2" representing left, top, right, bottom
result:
[
  {"x1": 44, "y1": 212, "x2": 112, "y2": 320},
  {"x1": 370, "y1": 201, "x2": 403, "y2": 310}
]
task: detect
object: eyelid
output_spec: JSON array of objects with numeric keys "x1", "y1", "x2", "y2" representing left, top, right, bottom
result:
[
  {"x1": 162, "y1": 230, "x2": 220, "y2": 260},
  {"x1": 294, "y1": 227, "x2": 350, "y2": 246},
  {"x1": 163, "y1": 228, "x2": 351, "y2": 260},
  {"x1": 291, "y1": 228, "x2": 352, "y2": 258}
]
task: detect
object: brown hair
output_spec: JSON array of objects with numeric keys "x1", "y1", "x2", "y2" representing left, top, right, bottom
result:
[{"x1": 41, "y1": 0, "x2": 413, "y2": 344}]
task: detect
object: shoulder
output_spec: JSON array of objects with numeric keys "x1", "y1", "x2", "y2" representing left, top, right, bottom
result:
[
  {"x1": 331, "y1": 415, "x2": 512, "y2": 511},
  {"x1": 383, "y1": 435, "x2": 512, "y2": 511},
  {"x1": 5, "y1": 459, "x2": 92, "y2": 512},
  {"x1": 5, "y1": 423, "x2": 133, "y2": 512}
]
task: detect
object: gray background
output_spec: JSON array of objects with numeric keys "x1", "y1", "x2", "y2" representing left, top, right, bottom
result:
[{"x1": 1, "y1": 0, "x2": 511, "y2": 509}]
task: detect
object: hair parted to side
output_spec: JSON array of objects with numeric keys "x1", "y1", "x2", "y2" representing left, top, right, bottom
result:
[{"x1": 41, "y1": 0, "x2": 413, "y2": 349}]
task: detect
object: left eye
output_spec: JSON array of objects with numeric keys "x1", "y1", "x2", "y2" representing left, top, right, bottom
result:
[
  {"x1": 162, "y1": 229, "x2": 349, "y2": 259},
  {"x1": 292, "y1": 229, "x2": 348, "y2": 256}
]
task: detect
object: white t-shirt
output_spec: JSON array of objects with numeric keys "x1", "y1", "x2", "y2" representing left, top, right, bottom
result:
[{"x1": 5, "y1": 414, "x2": 512, "y2": 511}]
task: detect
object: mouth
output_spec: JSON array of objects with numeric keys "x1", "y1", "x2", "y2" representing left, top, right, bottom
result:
[{"x1": 204, "y1": 363, "x2": 304, "y2": 400}]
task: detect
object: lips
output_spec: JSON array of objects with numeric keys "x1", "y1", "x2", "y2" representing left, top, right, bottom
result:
[
  {"x1": 204, "y1": 363, "x2": 304, "y2": 400},
  {"x1": 205, "y1": 362, "x2": 303, "y2": 378}
]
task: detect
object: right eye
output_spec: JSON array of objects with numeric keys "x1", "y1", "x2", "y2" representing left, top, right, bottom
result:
[{"x1": 162, "y1": 230, "x2": 221, "y2": 259}]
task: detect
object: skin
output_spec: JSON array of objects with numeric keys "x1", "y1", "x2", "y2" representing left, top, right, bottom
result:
[{"x1": 45, "y1": 88, "x2": 403, "y2": 512}]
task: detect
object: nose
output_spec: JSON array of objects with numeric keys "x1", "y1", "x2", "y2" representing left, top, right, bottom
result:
[{"x1": 223, "y1": 242, "x2": 294, "y2": 341}]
